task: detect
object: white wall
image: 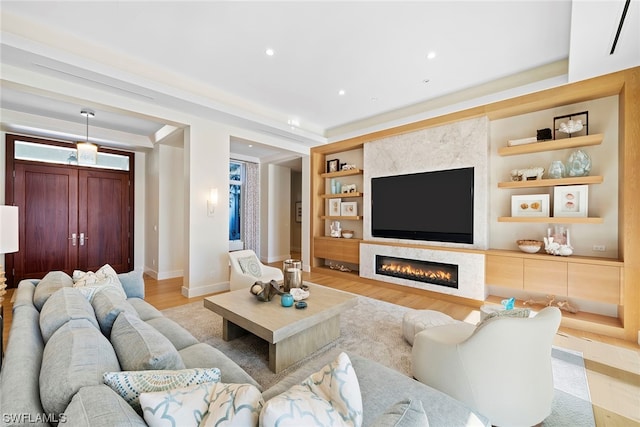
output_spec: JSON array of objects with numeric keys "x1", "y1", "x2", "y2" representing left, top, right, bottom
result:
[
  {"x1": 145, "y1": 144, "x2": 160, "y2": 277},
  {"x1": 260, "y1": 164, "x2": 291, "y2": 263},
  {"x1": 158, "y1": 143, "x2": 184, "y2": 279}
]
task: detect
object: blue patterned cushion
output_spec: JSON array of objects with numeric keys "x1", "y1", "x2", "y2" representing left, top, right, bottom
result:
[
  {"x1": 103, "y1": 368, "x2": 221, "y2": 413},
  {"x1": 140, "y1": 382, "x2": 263, "y2": 427},
  {"x1": 260, "y1": 352, "x2": 363, "y2": 427}
]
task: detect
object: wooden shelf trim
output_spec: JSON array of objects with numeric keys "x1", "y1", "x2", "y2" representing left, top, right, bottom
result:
[
  {"x1": 320, "y1": 168, "x2": 363, "y2": 178},
  {"x1": 498, "y1": 175, "x2": 603, "y2": 188},
  {"x1": 315, "y1": 236, "x2": 363, "y2": 242},
  {"x1": 485, "y1": 249, "x2": 623, "y2": 266},
  {"x1": 498, "y1": 133, "x2": 604, "y2": 156},
  {"x1": 498, "y1": 216, "x2": 603, "y2": 224},
  {"x1": 321, "y1": 192, "x2": 363, "y2": 199}
]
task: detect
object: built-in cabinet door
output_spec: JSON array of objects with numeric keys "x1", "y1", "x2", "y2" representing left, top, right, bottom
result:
[
  {"x1": 523, "y1": 259, "x2": 568, "y2": 296},
  {"x1": 13, "y1": 163, "x2": 79, "y2": 280},
  {"x1": 485, "y1": 255, "x2": 523, "y2": 289},
  {"x1": 11, "y1": 163, "x2": 131, "y2": 283}
]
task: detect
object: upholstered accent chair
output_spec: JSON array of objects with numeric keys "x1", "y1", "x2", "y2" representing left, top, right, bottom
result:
[
  {"x1": 228, "y1": 250, "x2": 283, "y2": 291},
  {"x1": 412, "y1": 306, "x2": 562, "y2": 427}
]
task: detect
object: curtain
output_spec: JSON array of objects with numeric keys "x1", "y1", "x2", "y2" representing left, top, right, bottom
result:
[{"x1": 243, "y1": 162, "x2": 260, "y2": 254}]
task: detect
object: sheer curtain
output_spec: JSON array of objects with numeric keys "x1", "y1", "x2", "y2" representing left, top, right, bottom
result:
[{"x1": 242, "y1": 162, "x2": 260, "y2": 254}]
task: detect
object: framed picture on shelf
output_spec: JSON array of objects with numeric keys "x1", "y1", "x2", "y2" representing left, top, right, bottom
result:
[
  {"x1": 342, "y1": 184, "x2": 357, "y2": 193},
  {"x1": 328, "y1": 198, "x2": 341, "y2": 216},
  {"x1": 511, "y1": 194, "x2": 549, "y2": 217},
  {"x1": 554, "y1": 185, "x2": 588, "y2": 217},
  {"x1": 326, "y1": 159, "x2": 340, "y2": 173},
  {"x1": 340, "y1": 201, "x2": 358, "y2": 217}
]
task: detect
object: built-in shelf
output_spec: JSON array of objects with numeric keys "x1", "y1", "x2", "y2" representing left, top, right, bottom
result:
[
  {"x1": 498, "y1": 216, "x2": 603, "y2": 224},
  {"x1": 321, "y1": 192, "x2": 363, "y2": 199},
  {"x1": 498, "y1": 133, "x2": 604, "y2": 156},
  {"x1": 321, "y1": 215, "x2": 363, "y2": 220},
  {"x1": 498, "y1": 176, "x2": 603, "y2": 188},
  {"x1": 320, "y1": 168, "x2": 363, "y2": 178}
]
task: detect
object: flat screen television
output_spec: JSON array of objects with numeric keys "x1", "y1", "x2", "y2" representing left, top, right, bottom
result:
[{"x1": 371, "y1": 167, "x2": 474, "y2": 244}]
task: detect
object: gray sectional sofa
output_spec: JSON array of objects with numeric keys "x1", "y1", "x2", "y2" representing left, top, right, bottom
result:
[{"x1": 0, "y1": 270, "x2": 490, "y2": 426}]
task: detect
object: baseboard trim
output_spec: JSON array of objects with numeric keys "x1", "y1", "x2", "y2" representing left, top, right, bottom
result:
[{"x1": 182, "y1": 281, "x2": 229, "y2": 298}]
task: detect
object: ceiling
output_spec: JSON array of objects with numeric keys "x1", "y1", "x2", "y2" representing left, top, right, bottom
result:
[{"x1": 0, "y1": 1, "x2": 636, "y2": 164}]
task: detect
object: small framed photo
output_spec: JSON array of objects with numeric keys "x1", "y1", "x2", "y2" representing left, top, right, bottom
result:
[
  {"x1": 511, "y1": 194, "x2": 549, "y2": 217},
  {"x1": 554, "y1": 185, "x2": 588, "y2": 217},
  {"x1": 340, "y1": 201, "x2": 358, "y2": 217},
  {"x1": 326, "y1": 159, "x2": 340, "y2": 173},
  {"x1": 328, "y1": 198, "x2": 341, "y2": 216}
]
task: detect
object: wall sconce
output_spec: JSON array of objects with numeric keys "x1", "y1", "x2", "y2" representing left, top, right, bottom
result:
[{"x1": 207, "y1": 188, "x2": 218, "y2": 217}]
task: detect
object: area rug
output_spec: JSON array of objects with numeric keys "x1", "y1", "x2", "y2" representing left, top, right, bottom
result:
[{"x1": 162, "y1": 294, "x2": 594, "y2": 426}]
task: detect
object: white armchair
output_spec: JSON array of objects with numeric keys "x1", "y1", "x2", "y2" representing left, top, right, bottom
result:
[
  {"x1": 412, "y1": 307, "x2": 561, "y2": 427},
  {"x1": 228, "y1": 250, "x2": 283, "y2": 291}
]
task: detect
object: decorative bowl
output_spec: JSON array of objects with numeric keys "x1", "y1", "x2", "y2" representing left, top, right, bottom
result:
[
  {"x1": 342, "y1": 230, "x2": 354, "y2": 239},
  {"x1": 517, "y1": 239, "x2": 543, "y2": 253}
]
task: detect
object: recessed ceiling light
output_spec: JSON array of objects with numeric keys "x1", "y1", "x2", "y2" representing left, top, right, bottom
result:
[
  {"x1": 338, "y1": 89, "x2": 346, "y2": 96},
  {"x1": 248, "y1": 144, "x2": 253, "y2": 148},
  {"x1": 427, "y1": 51, "x2": 436, "y2": 60},
  {"x1": 265, "y1": 48, "x2": 275, "y2": 56},
  {"x1": 371, "y1": 97, "x2": 378, "y2": 102}
]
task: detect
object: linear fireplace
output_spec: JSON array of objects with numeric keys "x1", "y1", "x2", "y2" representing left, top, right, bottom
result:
[{"x1": 376, "y1": 255, "x2": 458, "y2": 289}]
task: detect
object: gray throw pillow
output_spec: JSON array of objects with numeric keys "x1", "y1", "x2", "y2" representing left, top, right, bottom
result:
[
  {"x1": 91, "y1": 286, "x2": 139, "y2": 337},
  {"x1": 63, "y1": 385, "x2": 146, "y2": 426},
  {"x1": 40, "y1": 318, "x2": 121, "y2": 416},
  {"x1": 237, "y1": 255, "x2": 262, "y2": 277},
  {"x1": 39, "y1": 287, "x2": 99, "y2": 343},
  {"x1": 110, "y1": 311, "x2": 185, "y2": 371},
  {"x1": 372, "y1": 399, "x2": 430, "y2": 427},
  {"x1": 33, "y1": 271, "x2": 74, "y2": 311}
]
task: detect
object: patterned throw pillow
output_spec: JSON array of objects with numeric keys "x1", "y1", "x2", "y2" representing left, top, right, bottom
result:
[
  {"x1": 103, "y1": 368, "x2": 221, "y2": 413},
  {"x1": 260, "y1": 352, "x2": 363, "y2": 427},
  {"x1": 475, "y1": 307, "x2": 532, "y2": 332},
  {"x1": 73, "y1": 264, "x2": 127, "y2": 301},
  {"x1": 237, "y1": 255, "x2": 262, "y2": 278},
  {"x1": 139, "y1": 382, "x2": 263, "y2": 427}
]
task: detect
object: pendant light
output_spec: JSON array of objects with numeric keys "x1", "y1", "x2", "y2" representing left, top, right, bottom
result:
[{"x1": 77, "y1": 109, "x2": 98, "y2": 165}]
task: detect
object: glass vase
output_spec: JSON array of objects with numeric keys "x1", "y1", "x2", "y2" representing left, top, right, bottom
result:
[
  {"x1": 548, "y1": 160, "x2": 566, "y2": 179},
  {"x1": 566, "y1": 149, "x2": 591, "y2": 177}
]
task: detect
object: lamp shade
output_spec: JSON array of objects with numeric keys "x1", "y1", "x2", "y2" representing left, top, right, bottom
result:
[{"x1": 0, "y1": 205, "x2": 19, "y2": 254}]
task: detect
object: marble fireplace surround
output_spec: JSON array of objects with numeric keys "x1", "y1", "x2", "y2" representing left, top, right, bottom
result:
[{"x1": 360, "y1": 116, "x2": 489, "y2": 300}]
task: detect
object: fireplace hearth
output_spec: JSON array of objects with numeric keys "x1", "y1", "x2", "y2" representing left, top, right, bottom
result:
[{"x1": 376, "y1": 255, "x2": 458, "y2": 289}]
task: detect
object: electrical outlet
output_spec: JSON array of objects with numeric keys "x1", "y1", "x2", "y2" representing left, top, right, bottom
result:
[{"x1": 592, "y1": 245, "x2": 606, "y2": 252}]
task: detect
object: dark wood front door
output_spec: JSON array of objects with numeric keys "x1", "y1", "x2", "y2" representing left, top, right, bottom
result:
[
  {"x1": 13, "y1": 163, "x2": 79, "y2": 280},
  {"x1": 12, "y1": 163, "x2": 132, "y2": 283}
]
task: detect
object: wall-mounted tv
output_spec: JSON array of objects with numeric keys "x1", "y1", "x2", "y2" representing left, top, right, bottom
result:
[{"x1": 371, "y1": 167, "x2": 474, "y2": 244}]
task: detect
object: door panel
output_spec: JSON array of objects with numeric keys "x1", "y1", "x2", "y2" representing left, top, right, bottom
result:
[
  {"x1": 78, "y1": 169, "x2": 130, "y2": 273},
  {"x1": 14, "y1": 163, "x2": 78, "y2": 280}
]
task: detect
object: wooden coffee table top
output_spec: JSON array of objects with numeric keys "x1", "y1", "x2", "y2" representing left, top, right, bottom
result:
[{"x1": 203, "y1": 282, "x2": 357, "y2": 344}]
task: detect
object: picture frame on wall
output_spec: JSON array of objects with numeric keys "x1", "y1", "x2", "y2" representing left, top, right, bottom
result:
[
  {"x1": 326, "y1": 159, "x2": 340, "y2": 173},
  {"x1": 340, "y1": 201, "x2": 358, "y2": 217},
  {"x1": 553, "y1": 185, "x2": 588, "y2": 217},
  {"x1": 328, "y1": 198, "x2": 341, "y2": 216},
  {"x1": 511, "y1": 194, "x2": 549, "y2": 217}
]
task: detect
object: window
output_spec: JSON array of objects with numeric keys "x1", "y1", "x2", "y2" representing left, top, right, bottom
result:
[{"x1": 229, "y1": 161, "x2": 244, "y2": 241}]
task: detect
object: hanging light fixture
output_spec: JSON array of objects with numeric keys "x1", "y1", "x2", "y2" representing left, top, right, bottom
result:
[{"x1": 77, "y1": 109, "x2": 98, "y2": 165}]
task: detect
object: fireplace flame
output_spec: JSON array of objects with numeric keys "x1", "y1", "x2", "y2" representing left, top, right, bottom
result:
[{"x1": 380, "y1": 262, "x2": 452, "y2": 282}]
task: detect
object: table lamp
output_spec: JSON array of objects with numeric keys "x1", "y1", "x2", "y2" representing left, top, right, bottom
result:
[{"x1": 0, "y1": 205, "x2": 19, "y2": 303}]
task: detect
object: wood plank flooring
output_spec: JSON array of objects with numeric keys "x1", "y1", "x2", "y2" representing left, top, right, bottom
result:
[{"x1": 2, "y1": 265, "x2": 638, "y2": 426}]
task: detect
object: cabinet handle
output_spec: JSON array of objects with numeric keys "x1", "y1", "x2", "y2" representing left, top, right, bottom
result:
[{"x1": 69, "y1": 233, "x2": 77, "y2": 246}]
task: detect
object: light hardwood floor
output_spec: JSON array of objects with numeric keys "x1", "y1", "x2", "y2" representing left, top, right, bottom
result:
[{"x1": 2, "y1": 266, "x2": 638, "y2": 426}]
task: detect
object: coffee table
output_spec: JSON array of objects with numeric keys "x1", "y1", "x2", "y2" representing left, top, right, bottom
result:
[{"x1": 203, "y1": 282, "x2": 357, "y2": 373}]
